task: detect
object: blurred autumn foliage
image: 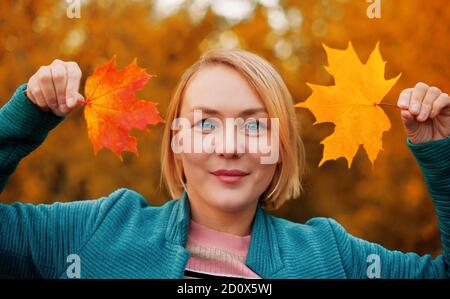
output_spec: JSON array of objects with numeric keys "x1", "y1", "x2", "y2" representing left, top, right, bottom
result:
[{"x1": 1, "y1": 0, "x2": 449, "y2": 256}]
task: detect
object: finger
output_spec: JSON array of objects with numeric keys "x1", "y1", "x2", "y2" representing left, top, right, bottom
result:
[
  {"x1": 26, "y1": 75, "x2": 36, "y2": 101},
  {"x1": 28, "y1": 76, "x2": 49, "y2": 112},
  {"x1": 409, "y1": 82, "x2": 429, "y2": 115},
  {"x1": 50, "y1": 60, "x2": 68, "y2": 112},
  {"x1": 37, "y1": 66, "x2": 58, "y2": 110},
  {"x1": 417, "y1": 86, "x2": 441, "y2": 122},
  {"x1": 65, "y1": 62, "x2": 82, "y2": 108},
  {"x1": 75, "y1": 92, "x2": 85, "y2": 105},
  {"x1": 401, "y1": 109, "x2": 419, "y2": 131},
  {"x1": 397, "y1": 88, "x2": 413, "y2": 109},
  {"x1": 430, "y1": 93, "x2": 450, "y2": 118}
]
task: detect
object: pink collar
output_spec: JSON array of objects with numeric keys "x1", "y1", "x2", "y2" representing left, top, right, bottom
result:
[{"x1": 187, "y1": 219, "x2": 252, "y2": 257}]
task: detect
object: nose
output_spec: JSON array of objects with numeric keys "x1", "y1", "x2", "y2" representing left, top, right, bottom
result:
[
  {"x1": 221, "y1": 151, "x2": 241, "y2": 159},
  {"x1": 215, "y1": 120, "x2": 244, "y2": 159}
]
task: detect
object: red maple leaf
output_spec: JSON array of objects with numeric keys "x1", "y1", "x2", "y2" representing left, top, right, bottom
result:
[{"x1": 83, "y1": 56, "x2": 164, "y2": 161}]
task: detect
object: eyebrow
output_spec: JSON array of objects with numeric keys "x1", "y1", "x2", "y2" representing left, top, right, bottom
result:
[{"x1": 190, "y1": 106, "x2": 268, "y2": 117}]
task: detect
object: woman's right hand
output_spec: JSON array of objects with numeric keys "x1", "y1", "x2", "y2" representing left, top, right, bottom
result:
[{"x1": 26, "y1": 59, "x2": 85, "y2": 117}]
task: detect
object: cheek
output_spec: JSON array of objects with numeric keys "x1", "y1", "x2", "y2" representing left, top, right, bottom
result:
[
  {"x1": 247, "y1": 154, "x2": 277, "y2": 188},
  {"x1": 180, "y1": 153, "x2": 210, "y2": 182},
  {"x1": 246, "y1": 134, "x2": 280, "y2": 165}
]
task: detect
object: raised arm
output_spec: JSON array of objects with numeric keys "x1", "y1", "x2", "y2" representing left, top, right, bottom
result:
[
  {"x1": 331, "y1": 83, "x2": 450, "y2": 279},
  {"x1": 0, "y1": 60, "x2": 93, "y2": 278},
  {"x1": 0, "y1": 59, "x2": 84, "y2": 193}
]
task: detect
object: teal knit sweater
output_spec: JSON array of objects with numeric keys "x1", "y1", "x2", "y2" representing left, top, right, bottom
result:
[{"x1": 1, "y1": 84, "x2": 449, "y2": 279}]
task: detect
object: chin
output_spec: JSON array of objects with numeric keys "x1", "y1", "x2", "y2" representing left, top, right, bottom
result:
[{"x1": 206, "y1": 191, "x2": 256, "y2": 213}]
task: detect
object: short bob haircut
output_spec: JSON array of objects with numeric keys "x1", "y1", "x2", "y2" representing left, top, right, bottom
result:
[{"x1": 160, "y1": 48, "x2": 305, "y2": 210}]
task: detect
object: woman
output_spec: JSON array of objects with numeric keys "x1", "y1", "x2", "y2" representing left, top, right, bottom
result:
[{"x1": 0, "y1": 48, "x2": 449, "y2": 279}]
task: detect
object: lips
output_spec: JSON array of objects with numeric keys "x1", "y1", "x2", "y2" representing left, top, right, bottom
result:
[
  {"x1": 211, "y1": 169, "x2": 249, "y2": 176},
  {"x1": 211, "y1": 169, "x2": 249, "y2": 184}
]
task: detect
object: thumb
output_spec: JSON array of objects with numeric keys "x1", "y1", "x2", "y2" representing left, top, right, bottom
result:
[
  {"x1": 68, "y1": 93, "x2": 85, "y2": 108},
  {"x1": 400, "y1": 108, "x2": 419, "y2": 132},
  {"x1": 76, "y1": 93, "x2": 85, "y2": 104}
]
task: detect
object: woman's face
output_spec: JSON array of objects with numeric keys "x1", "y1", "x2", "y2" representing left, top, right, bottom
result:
[{"x1": 175, "y1": 65, "x2": 278, "y2": 213}]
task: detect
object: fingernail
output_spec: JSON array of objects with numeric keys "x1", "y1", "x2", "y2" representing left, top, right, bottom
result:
[
  {"x1": 398, "y1": 99, "x2": 408, "y2": 107},
  {"x1": 410, "y1": 103, "x2": 419, "y2": 113},
  {"x1": 67, "y1": 97, "x2": 74, "y2": 107}
]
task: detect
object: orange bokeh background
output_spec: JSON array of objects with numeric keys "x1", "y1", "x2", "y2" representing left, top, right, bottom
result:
[{"x1": 1, "y1": 0, "x2": 449, "y2": 256}]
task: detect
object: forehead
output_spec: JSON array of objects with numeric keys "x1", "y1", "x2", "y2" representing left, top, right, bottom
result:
[{"x1": 180, "y1": 65, "x2": 266, "y2": 115}]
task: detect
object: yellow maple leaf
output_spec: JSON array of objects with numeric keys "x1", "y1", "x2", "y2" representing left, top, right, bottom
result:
[{"x1": 296, "y1": 41, "x2": 401, "y2": 169}]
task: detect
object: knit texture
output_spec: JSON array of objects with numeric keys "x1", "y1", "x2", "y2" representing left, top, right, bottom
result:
[
  {"x1": 184, "y1": 219, "x2": 261, "y2": 279},
  {"x1": 0, "y1": 83, "x2": 449, "y2": 279}
]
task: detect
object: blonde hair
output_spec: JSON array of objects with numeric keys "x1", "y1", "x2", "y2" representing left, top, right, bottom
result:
[{"x1": 160, "y1": 48, "x2": 306, "y2": 210}]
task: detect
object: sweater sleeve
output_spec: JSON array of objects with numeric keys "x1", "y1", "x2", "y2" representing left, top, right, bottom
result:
[
  {"x1": 0, "y1": 84, "x2": 122, "y2": 278},
  {"x1": 329, "y1": 136, "x2": 450, "y2": 279},
  {"x1": 0, "y1": 83, "x2": 66, "y2": 193}
]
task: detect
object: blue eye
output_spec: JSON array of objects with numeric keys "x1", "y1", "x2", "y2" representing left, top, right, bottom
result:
[
  {"x1": 246, "y1": 121, "x2": 258, "y2": 131},
  {"x1": 244, "y1": 119, "x2": 266, "y2": 134},
  {"x1": 194, "y1": 118, "x2": 216, "y2": 132}
]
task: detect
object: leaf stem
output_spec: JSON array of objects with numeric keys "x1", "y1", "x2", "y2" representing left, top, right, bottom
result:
[{"x1": 376, "y1": 102, "x2": 400, "y2": 109}]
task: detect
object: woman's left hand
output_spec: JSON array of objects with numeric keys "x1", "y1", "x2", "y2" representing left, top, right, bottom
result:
[{"x1": 397, "y1": 82, "x2": 450, "y2": 144}]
